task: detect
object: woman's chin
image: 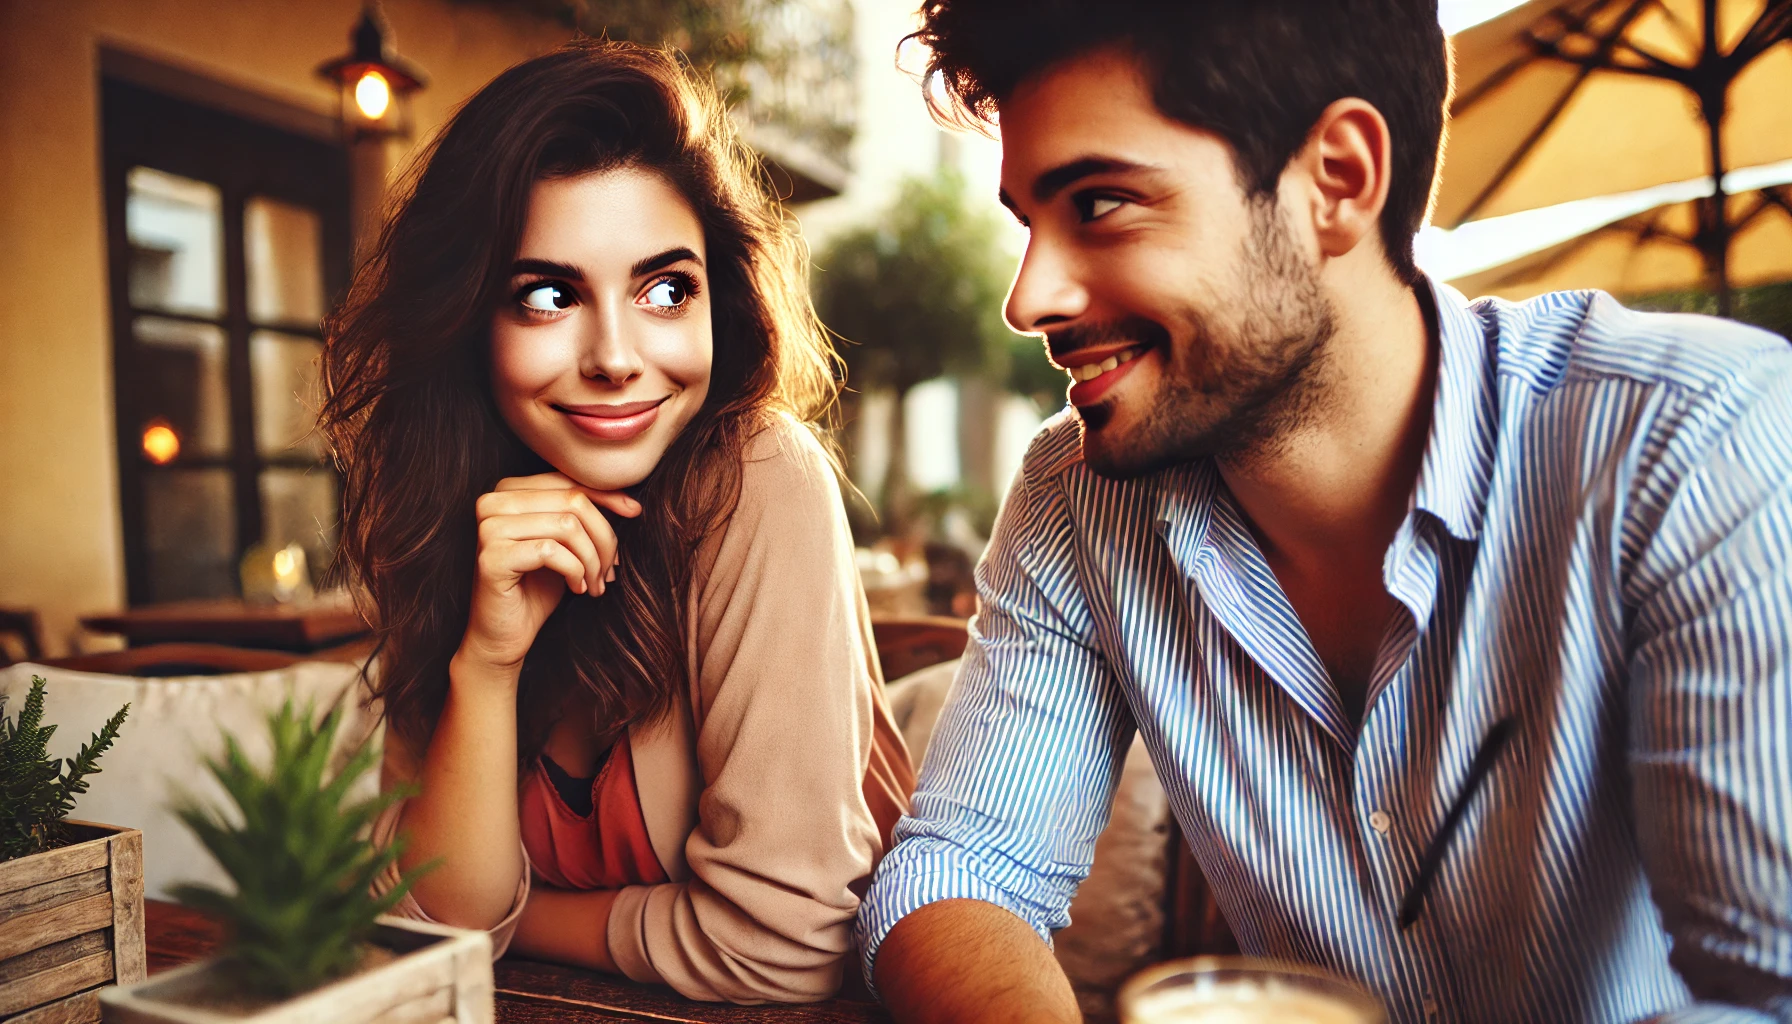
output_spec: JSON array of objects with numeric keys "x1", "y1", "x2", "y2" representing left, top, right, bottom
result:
[{"x1": 553, "y1": 453, "x2": 655, "y2": 493}]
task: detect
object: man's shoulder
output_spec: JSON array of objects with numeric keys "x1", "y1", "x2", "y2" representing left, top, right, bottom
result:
[
  {"x1": 1478, "y1": 289, "x2": 1791, "y2": 403},
  {"x1": 1014, "y1": 408, "x2": 1089, "y2": 485}
]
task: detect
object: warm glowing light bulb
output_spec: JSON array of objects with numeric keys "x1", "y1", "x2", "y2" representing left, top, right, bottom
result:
[
  {"x1": 354, "y1": 69, "x2": 391, "y2": 120},
  {"x1": 141, "y1": 423, "x2": 180, "y2": 465},
  {"x1": 272, "y1": 548, "x2": 296, "y2": 577}
]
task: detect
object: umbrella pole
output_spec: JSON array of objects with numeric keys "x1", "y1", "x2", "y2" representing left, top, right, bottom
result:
[{"x1": 1698, "y1": 0, "x2": 1735, "y2": 318}]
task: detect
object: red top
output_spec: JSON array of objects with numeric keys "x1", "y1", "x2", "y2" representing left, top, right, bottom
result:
[{"x1": 517, "y1": 734, "x2": 669, "y2": 890}]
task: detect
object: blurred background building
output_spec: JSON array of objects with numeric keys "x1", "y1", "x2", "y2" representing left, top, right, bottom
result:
[{"x1": 0, "y1": 0, "x2": 1787, "y2": 657}]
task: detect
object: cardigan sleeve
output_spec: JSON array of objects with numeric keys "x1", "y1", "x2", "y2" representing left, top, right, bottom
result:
[{"x1": 604, "y1": 418, "x2": 886, "y2": 1003}]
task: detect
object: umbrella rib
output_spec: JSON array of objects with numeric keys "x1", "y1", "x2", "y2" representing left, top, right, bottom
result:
[
  {"x1": 1730, "y1": 192, "x2": 1773, "y2": 231},
  {"x1": 1727, "y1": 0, "x2": 1792, "y2": 66},
  {"x1": 1482, "y1": 218, "x2": 1616, "y2": 288},
  {"x1": 1757, "y1": 186, "x2": 1792, "y2": 220},
  {"x1": 1454, "y1": 3, "x2": 1607, "y2": 117},
  {"x1": 1455, "y1": 0, "x2": 1660, "y2": 224}
]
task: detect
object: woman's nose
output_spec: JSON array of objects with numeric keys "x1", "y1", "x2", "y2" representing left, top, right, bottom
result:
[{"x1": 578, "y1": 295, "x2": 644, "y2": 385}]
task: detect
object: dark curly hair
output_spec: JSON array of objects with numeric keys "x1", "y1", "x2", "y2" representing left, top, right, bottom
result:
[
  {"x1": 320, "y1": 41, "x2": 837, "y2": 764},
  {"x1": 909, "y1": 0, "x2": 1450, "y2": 283}
]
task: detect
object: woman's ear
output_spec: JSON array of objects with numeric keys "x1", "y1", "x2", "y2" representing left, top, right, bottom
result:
[{"x1": 1291, "y1": 98, "x2": 1392, "y2": 262}]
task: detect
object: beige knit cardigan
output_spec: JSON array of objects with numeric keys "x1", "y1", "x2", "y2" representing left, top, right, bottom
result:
[{"x1": 374, "y1": 415, "x2": 914, "y2": 1004}]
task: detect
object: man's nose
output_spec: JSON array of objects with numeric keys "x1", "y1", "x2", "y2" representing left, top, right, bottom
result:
[
  {"x1": 1004, "y1": 238, "x2": 1090, "y2": 335},
  {"x1": 579, "y1": 294, "x2": 644, "y2": 385}
]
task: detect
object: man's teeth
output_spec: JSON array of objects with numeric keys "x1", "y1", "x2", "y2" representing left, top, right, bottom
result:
[{"x1": 1070, "y1": 347, "x2": 1141, "y2": 383}]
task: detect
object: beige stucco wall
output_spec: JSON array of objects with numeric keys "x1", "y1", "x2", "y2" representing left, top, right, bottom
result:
[{"x1": 0, "y1": 0, "x2": 573, "y2": 655}]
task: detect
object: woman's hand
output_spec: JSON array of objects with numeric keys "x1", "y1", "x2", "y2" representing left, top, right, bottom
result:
[{"x1": 457, "y1": 472, "x2": 641, "y2": 674}]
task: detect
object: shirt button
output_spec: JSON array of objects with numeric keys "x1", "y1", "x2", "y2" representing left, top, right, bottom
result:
[{"x1": 1368, "y1": 810, "x2": 1393, "y2": 834}]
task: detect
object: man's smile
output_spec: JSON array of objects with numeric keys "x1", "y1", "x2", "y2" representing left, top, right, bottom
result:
[{"x1": 1057, "y1": 341, "x2": 1154, "y2": 407}]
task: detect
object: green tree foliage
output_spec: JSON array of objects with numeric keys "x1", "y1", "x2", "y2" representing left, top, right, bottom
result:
[
  {"x1": 814, "y1": 170, "x2": 1051, "y2": 523},
  {"x1": 171, "y1": 702, "x2": 434, "y2": 998},
  {"x1": 814, "y1": 169, "x2": 1013, "y2": 397},
  {"x1": 1628, "y1": 281, "x2": 1792, "y2": 340},
  {"x1": 0, "y1": 676, "x2": 129, "y2": 861}
]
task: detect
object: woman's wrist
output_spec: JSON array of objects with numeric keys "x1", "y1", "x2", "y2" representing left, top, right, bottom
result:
[{"x1": 448, "y1": 644, "x2": 524, "y2": 698}]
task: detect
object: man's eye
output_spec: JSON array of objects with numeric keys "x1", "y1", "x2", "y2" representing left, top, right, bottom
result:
[
  {"x1": 1077, "y1": 195, "x2": 1127, "y2": 221},
  {"x1": 520, "y1": 283, "x2": 575, "y2": 311},
  {"x1": 642, "y1": 277, "x2": 690, "y2": 308}
]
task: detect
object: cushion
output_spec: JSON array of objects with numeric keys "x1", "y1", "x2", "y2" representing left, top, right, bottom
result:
[{"x1": 0, "y1": 660, "x2": 381, "y2": 900}]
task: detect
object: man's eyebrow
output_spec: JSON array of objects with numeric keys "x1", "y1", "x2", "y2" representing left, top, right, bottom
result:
[
  {"x1": 1031, "y1": 157, "x2": 1154, "y2": 203},
  {"x1": 510, "y1": 258, "x2": 583, "y2": 280},
  {"x1": 630, "y1": 246, "x2": 702, "y2": 278}
]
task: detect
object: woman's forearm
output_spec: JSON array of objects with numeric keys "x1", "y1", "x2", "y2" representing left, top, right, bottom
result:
[
  {"x1": 397, "y1": 651, "x2": 527, "y2": 929},
  {"x1": 510, "y1": 886, "x2": 620, "y2": 972}
]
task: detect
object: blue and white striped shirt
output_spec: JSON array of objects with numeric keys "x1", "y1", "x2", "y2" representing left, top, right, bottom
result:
[{"x1": 859, "y1": 281, "x2": 1792, "y2": 1023}]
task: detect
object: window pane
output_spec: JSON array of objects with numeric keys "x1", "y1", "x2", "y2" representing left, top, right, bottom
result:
[
  {"x1": 126, "y1": 167, "x2": 223, "y2": 317},
  {"x1": 144, "y1": 468, "x2": 237, "y2": 602},
  {"x1": 260, "y1": 468, "x2": 337, "y2": 585},
  {"x1": 251, "y1": 330, "x2": 325, "y2": 459},
  {"x1": 245, "y1": 196, "x2": 324, "y2": 326},
  {"x1": 134, "y1": 316, "x2": 231, "y2": 459}
]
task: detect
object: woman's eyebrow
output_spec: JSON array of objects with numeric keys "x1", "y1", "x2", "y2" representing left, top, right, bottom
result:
[
  {"x1": 510, "y1": 258, "x2": 583, "y2": 280},
  {"x1": 630, "y1": 246, "x2": 702, "y2": 278}
]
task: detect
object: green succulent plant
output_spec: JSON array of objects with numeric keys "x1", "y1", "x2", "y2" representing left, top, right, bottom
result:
[
  {"x1": 0, "y1": 675, "x2": 130, "y2": 861},
  {"x1": 171, "y1": 700, "x2": 434, "y2": 998}
]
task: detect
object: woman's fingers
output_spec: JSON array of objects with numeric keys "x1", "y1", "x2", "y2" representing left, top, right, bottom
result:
[
  {"x1": 480, "y1": 536, "x2": 589, "y2": 595},
  {"x1": 479, "y1": 513, "x2": 607, "y2": 594},
  {"x1": 476, "y1": 491, "x2": 619, "y2": 577},
  {"x1": 493, "y1": 473, "x2": 641, "y2": 519}
]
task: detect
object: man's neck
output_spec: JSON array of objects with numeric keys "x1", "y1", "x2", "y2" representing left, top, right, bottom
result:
[{"x1": 1217, "y1": 273, "x2": 1437, "y2": 587}]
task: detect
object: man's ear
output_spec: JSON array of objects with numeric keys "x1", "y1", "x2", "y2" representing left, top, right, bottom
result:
[{"x1": 1289, "y1": 98, "x2": 1392, "y2": 262}]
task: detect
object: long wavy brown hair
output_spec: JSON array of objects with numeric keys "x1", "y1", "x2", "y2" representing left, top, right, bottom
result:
[{"x1": 320, "y1": 41, "x2": 838, "y2": 763}]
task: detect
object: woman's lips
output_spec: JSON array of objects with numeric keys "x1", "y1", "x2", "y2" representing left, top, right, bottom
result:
[
  {"x1": 556, "y1": 396, "x2": 669, "y2": 442},
  {"x1": 1066, "y1": 345, "x2": 1151, "y2": 407}
]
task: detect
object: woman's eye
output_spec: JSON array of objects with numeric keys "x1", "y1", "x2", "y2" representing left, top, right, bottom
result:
[
  {"x1": 642, "y1": 277, "x2": 689, "y2": 308},
  {"x1": 520, "y1": 283, "x2": 575, "y2": 312}
]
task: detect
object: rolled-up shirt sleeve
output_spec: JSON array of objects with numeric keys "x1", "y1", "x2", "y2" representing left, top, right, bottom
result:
[
  {"x1": 857, "y1": 444, "x2": 1135, "y2": 992},
  {"x1": 1626, "y1": 353, "x2": 1792, "y2": 1023}
]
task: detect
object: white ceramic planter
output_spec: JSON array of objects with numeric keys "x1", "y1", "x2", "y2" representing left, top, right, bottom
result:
[
  {"x1": 98, "y1": 917, "x2": 492, "y2": 1024},
  {"x1": 0, "y1": 820, "x2": 146, "y2": 1024}
]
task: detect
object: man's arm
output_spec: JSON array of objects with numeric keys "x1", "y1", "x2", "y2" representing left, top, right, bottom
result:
[
  {"x1": 875, "y1": 900, "x2": 1080, "y2": 1024},
  {"x1": 1625, "y1": 348, "x2": 1792, "y2": 1022},
  {"x1": 858, "y1": 427, "x2": 1133, "y2": 1020}
]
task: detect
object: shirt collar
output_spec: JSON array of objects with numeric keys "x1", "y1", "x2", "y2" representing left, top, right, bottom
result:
[
  {"x1": 1155, "y1": 276, "x2": 1498, "y2": 552},
  {"x1": 1411, "y1": 276, "x2": 1499, "y2": 542}
]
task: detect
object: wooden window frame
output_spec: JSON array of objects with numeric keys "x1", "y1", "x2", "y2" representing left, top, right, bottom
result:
[{"x1": 101, "y1": 77, "x2": 352, "y2": 606}]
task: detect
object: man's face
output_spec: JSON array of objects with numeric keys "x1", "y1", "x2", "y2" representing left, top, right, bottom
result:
[{"x1": 998, "y1": 49, "x2": 1337, "y2": 479}]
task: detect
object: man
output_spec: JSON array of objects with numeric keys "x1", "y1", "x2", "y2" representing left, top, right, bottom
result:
[{"x1": 857, "y1": 2, "x2": 1792, "y2": 1021}]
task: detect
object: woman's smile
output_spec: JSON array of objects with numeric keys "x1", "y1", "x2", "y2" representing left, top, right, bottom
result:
[{"x1": 554, "y1": 395, "x2": 673, "y2": 441}]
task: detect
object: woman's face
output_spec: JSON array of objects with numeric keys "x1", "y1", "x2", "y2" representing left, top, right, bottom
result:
[{"x1": 490, "y1": 167, "x2": 713, "y2": 491}]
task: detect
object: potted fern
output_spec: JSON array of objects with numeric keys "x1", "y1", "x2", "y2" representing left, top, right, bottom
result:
[
  {"x1": 99, "y1": 701, "x2": 493, "y2": 1023},
  {"x1": 0, "y1": 674, "x2": 139, "y2": 1024}
]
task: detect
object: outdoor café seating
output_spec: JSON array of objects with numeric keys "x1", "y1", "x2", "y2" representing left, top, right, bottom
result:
[{"x1": 0, "y1": 613, "x2": 1229, "y2": 1022}]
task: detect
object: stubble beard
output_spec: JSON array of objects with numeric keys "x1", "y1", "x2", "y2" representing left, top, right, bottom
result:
[{"x1": 1080, "y1": 198, "x2": 1338, "y2": 481}]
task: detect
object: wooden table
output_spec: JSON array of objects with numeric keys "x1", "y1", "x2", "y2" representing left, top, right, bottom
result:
[
  {"x1": 81, "y1": 597, "x2": 369, "y2": 652},
  {"x1": 146, "y1": 901, "x2": 892, "y2": 1023}
]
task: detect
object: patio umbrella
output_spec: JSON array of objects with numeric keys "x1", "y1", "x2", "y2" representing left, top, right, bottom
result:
[
  {"x1": 1437, "y1": 0, "x2": 1792, "y2": 312},
  {"x1": 1447, "y1": 181, "x2": 1792, "y2": 299}
]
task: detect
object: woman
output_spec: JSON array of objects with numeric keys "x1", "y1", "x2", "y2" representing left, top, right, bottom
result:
[{"x1": 320, "y1": 42, "x2": 914, "y2": 1004}]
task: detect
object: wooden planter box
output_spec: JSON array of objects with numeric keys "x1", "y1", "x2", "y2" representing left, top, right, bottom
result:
[
  {"x1": 0, "y1": 821, "x2": 146, "y2": 1024},
  {"x1": 98, "y1": 918, "x2": 492, "y2": 1024}
]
